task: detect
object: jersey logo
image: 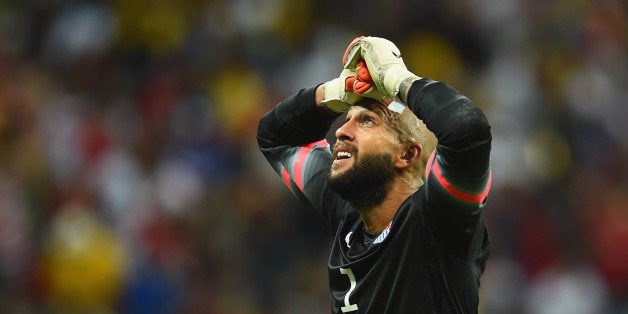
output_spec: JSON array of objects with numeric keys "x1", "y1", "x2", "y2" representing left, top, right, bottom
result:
[
  {"x1": 373, "y1": 221, "x2": 392, "y2": 244},
  {"x1": 345, "y1": 231, "x2": 353, "y2": 248}
]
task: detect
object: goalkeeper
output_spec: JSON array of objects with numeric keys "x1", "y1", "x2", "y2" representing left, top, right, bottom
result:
[{"x1": 257, "y1": 36, "x2": 492, "y2": 313}]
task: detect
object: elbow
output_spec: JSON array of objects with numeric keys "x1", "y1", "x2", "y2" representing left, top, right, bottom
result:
[
  {"x1": 470, "y1": 110, "x2": 492, "y2": 145},
  {"x1": 449, "y1": 100, "x2": 492, "y2": 145},
  {"x1": 256, "y1": 110, "x2": 274, "y2": 150}
]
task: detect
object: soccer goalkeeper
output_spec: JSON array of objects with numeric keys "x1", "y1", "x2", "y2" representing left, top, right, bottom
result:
[{"x1": 257, "y1": 36, "x2": 492, "y2": 313}]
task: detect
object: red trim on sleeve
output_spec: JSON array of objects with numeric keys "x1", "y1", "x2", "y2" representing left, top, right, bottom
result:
[
  {"x1": 425, "y1": 150, "x2": 491, "y2": 204},
  {"x1": 425, "y1": 150, "x2": 437, "y2": 180},
  {"x1": 293, "y1": 139, "x2": 329, "y2": 192},
  {"x1": 281, "y1": 166, "x2": 292, "y2": 191}
]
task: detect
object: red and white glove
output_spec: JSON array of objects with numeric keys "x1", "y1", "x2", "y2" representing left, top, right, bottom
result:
[
  {"x1": 342, "y1": 36, "x2": 419, "y2": 101},
  {"x1": 320, "y1": 68, "x2": 363, "y2": 113},
  {"x1": 320, "y1": 37, "x2": 367, "y2": 113}
]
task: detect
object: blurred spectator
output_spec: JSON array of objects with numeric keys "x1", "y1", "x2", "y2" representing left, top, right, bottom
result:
[{"x1": 40, "y1": 198, "x2": 125, "y2": 312}]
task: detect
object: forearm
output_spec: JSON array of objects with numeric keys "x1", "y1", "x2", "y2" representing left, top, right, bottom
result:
[
  {"x1": 257, "y1": 85, "x2": 340, "y2": 230},
  {"x1": 257, "y1": 85, "x2": 339, "y2": 149}
]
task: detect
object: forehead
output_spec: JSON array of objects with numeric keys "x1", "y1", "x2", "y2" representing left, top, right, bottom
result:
[
  {"x1": 348, "y1": 100, "x2": 405, "y2": 127},
  {"x1": 348, "y1": 102, "x2": 387, "y2": 117}
]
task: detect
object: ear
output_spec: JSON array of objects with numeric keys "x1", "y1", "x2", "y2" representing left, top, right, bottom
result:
[{"x1": 394, "y1": 143, "x2": 422, "y2": 168}]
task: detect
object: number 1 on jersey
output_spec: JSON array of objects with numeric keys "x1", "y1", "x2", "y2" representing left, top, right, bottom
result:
[{"x1": 339, "y1": 267, "x2": 358, "y2": 312}]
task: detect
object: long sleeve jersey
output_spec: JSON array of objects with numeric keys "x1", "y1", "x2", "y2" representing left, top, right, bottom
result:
[{"x1": 257, "y1": 78, "x2": 492, "y2": 313}]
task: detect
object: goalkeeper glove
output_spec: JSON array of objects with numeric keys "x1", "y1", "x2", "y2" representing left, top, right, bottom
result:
[
  {"x1": 343, "y1": 36, "x2": 419, "y2": 101},
  {"x1": 320, "y1": 37, "x2": 375, "y2": 113},
  {"x1": 320, "y1": 68, "x2": 363, "y2": 113}
]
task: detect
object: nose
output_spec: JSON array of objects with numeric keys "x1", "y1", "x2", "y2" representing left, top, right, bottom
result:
[{"x1": 335, "y1": 119, "x2": 355, "y2": 141}]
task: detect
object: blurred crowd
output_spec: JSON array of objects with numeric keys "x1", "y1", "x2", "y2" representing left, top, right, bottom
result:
[{"x1": 0, "y1": 0, "x2": 626, "y2": 313}]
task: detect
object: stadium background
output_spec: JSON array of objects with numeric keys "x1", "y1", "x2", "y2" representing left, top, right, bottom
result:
[{"x1": 0, "y1": 0, "x2": 626, "y2": 313}]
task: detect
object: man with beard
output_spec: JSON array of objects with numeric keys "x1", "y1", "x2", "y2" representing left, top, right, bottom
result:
[{"x1": 257, "y1": 36, "x2": 492, "y2": 313}]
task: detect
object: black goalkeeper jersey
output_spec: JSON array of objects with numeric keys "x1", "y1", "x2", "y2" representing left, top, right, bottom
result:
[{"x1": 257, "y1": 78, "x2": 492, "y2": 313}]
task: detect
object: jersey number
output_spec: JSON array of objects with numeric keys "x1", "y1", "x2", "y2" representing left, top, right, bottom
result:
[{"x1": 339, "y1": 267, "x2": 358, "y2": 312}]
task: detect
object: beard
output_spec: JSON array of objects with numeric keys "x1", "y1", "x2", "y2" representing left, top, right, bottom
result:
[{"x1": 327, "y1": 151, "x2": 395, "y2": 211}]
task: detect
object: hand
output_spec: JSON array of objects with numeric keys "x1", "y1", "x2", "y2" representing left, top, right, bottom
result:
[
  {"x1": 320, "y1": 68, "x2": 363, "y2": 113},
  {"x1": 319, "y1": 37, "x2": 369, "y2": 113},
  {"x1": 343, "y1": 36, "x2": 419, "y2": 101}
]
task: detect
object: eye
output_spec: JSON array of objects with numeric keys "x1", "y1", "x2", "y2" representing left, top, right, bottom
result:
[{"x1": 361, "y1": 116, "x2": 375, "y2": 125}]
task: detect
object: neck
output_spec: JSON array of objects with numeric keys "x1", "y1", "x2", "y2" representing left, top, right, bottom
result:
[{"x1": 357, "y1": 177, "x2": 420, "y2": 234}]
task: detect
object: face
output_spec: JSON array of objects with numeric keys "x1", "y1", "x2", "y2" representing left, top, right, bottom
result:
[
  {"x1": 329, "y1": 105, "x2": 400, "y2": 179},
  {"x1": 327, "y1": 105, "x2": 402, "y2": 209}
]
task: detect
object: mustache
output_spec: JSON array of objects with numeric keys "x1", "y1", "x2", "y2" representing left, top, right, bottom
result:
[{"x1": 332, "y1": 141, "x2": 357, "y2": 155}]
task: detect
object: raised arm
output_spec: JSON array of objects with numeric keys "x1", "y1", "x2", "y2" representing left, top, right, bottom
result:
[
  {"x1": 402, "y1": 77, "x2": 491, "y2": 196},
  {"x1": 256, "y1": 58, "x2": 367, "y2": 231},
  {"x1": 256, "y1": 85, "x2": 337, "y2": 227}
]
